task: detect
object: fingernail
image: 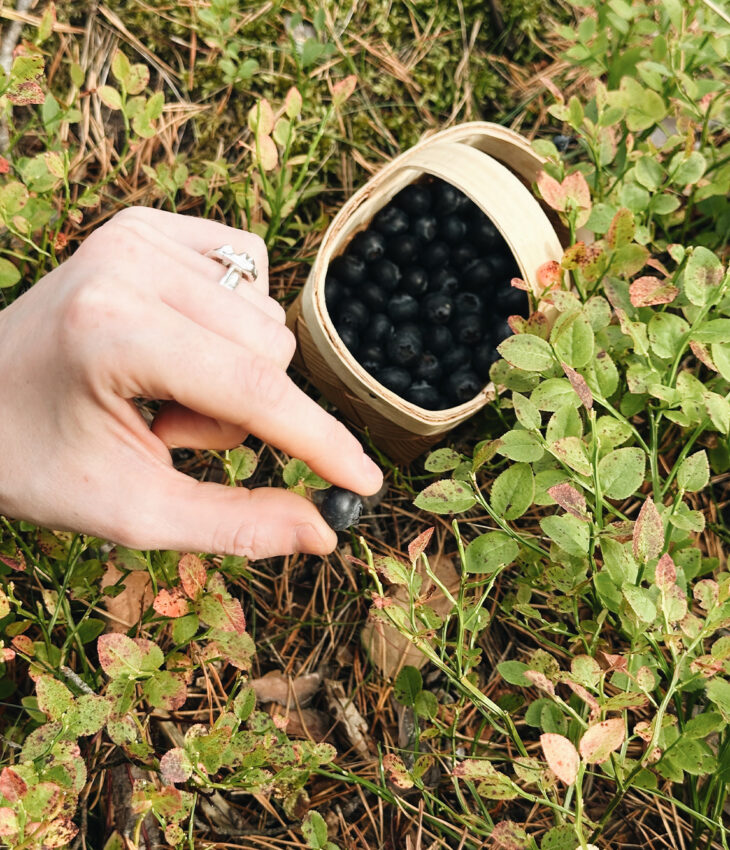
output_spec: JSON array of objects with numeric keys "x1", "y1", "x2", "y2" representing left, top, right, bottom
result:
[
  {"x1": 295, "y1": 522, "x2": 334, "y2": 554},
  {"x1": 361, "y1": 454, "x2": 382, "y2": 484}
]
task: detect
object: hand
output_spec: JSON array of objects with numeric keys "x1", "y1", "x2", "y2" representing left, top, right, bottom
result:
[{"x1": 0, "y1": 208, "x2": 383, "y2": 558}]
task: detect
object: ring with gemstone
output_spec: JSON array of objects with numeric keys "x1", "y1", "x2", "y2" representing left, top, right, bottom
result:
[{"x1": 206, "y1": 244, "x2": 258, "y2": 291}]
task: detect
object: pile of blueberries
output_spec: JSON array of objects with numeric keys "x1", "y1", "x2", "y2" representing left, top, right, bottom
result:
[{"x1": 324, "y1": 178, "x2": 528, "y2": 410}]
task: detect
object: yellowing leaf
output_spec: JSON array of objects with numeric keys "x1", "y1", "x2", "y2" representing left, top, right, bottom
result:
[
  {"x1": 540, "y1": 733, "x2": 579, "y2": 784},
  {"x1": 579, "y1": 718, "x2": 625, "y2": 764}
]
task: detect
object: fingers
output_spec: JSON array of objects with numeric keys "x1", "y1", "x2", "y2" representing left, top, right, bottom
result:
[
  {"x1": 128, "y1": 305, "x2": 383, "y2": 496},
  {"x1": 131, "y1": 467, "x2": 338, "y2": 559},
  {"x1": 151, "y1": 402, "x2": 247, "y2": 450},
  {"x1": 113, "y1": 206, "x2": 269, "y2": 296}
]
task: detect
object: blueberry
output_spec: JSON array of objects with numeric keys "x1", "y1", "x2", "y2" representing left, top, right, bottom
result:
[
  {"x1": 433, "y1": 180, "x2": 461, "y2": 215},
  {"x1": 359, "y1": 342, "x2": 385, "y2": 372},
  {"x1": 452, "y1": 313, "x2": 484, "y2": 346},
  {"x1": 330, "y1": 254, "x2": 366, "y2": 286},
  {"x1": 406, "y1": 381, "x2": 441, "y2": 409},
  {"x1": 422, "y1": 241, "x2": 450, "y2": 268},
  {"x1": 440, "y1": 345, "x2": 471, "y2": 372},
  {"x1": 487, "y1": 251, "x2": 519, "y2": 280},
  {"x1": 361, "y1": 281, "x2": 387, "y2": 312},
  {"x1": 372, "y1": 258, "x2": 401, "y2": 291},
  {"x1": 387, "y1": 326, "x2": 423, "y2": 367},
  {"x1": 451, "y1": 241, "x2": 479, "y2": 270},
  {"x1": 324, "y1": 275, "x2": 345, "y2": 311},
  {"x1": 446, "y1": 369, "x2": 483, "y2": 404},
  {"x1": 454, "y1": 291, "x2": 484, "y2": 314},
  {"x1": 439, "y1": 214, "x2": 467, "y2": 244},
  {"x1": 401, "y1": 266, "x2": 429, "y2": 297},
  {"x1": 319, "y1": 487, "x2": 364, "y2": 531},
  {"x1": 553, "y1": 134, "x2": 575, "y2": 152},
  {"x1": 497, "y1": 285, "x2": 529, "y2": 317},
  {"x1": 429, "y1": 266, "x2": 459, "y2": 295},
  {"x1": 491, "y1": 317, "x2": 513, "y2": 342},
  {"x1": 473, "y1": 342, "x2": 500, "y2": 379},
  {"x1": 421, "y1": 293, "x2": 454, "y2": 325},
  {"x1": 376, "y1": 366, "x2": 411, "y2": 395},
  {"x1": 414, "y1": 352, "x2": 442, "y2": 384},
  {"x1": 411, "y1": 214, "x2": 438, "y2": 242},
  {"x1": 350, "y1": 229, "x2": 387, "y2": 263},
  {"x1": 469, "y1": 214, "x2": 501, "y2": 249},
  {"x1": 396, "y1": 184, "x2": 432, "y2": 216},
  {"x1": 338, "y1": 299, "x2": 369, "y2": 329},
  {"x1": 463, "y1": 258, "x2": 492, "y2": 292},
  {"x1": 429, "y1": 325, "x2": 453, "y2": 355},
  {"x1": 369, "y1": 313, "x2": 393, "y2": 343},
  {"x1": 372, "y1": 205, "x2": 409, "y2": 237},
  {"x1": 336, "y1": 325, "x2": 359, "y2": 352},
  {"x1": 387, "y1": 293, "x2": 419, "y2": 323},
  {"x1": 387, "y1": 234, "x2": 419, "y2": 265}
]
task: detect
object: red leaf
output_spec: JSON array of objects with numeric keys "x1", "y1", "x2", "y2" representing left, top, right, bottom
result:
[
  {"x1": 537, "y1": 172, "x2": 566, "y2": 211},
  {"x1": 0, "y1": 768, "x2": 27, "y2": 803},
  {"x1": 540, "y1": 733, "x2": 579, "y2": 785},
  {"x1": 507, "y1": 314, "x2": 527, "y2": 334},
  {"x1": 689, "y1": 340, "x2": 717, "y2": 371},
  {"x1": 510, "y1": 276, "x2": 530, "y2": 291},
  {"x1": 562, "y1": 171, "x2": 591, "y2": 210},
  {"x1": 536, "y1": 260, "x2": 562, "y2": 291},
  {"x1": 579, "y1": 718, "x2": 625, "y2": 764},
  {"x1": 524, "y1": 670, "x2": 555, "y2": 695},
  {"x1": 629, "y1": 276, "x2": 678, "y2": 307},
  {"x1": 178, "y1": 554, "x2": 207, "y2": 600},
  {"x1": 10, "y1": 635, "x2": 32, "y2": 655},
  {"x1": 654, "y1": 553, "x2": 676, "y2": 590},
  {"x1": 332, "y1": 74, "x2": 357, "y2": 106},
  {"x1": 153, "y1": 589, "x2": 189, "y2": 619},
  {"x1": 633, "y1": 497, "x2": 664, "y2": 563},
  {"x1": 408, "y1": 527, "x2": 434, "y2": 562},
  {"x1": 561, "y1": 363, "x2": 593, "y2": 409},
  {"x1": 564, "y1": 681, "x2": 600, "y2": 718},
  {"x1": 160, "y1": 748, "x2": 193, "y2": 784},
  {"x1": 0, "y1": 157, "x2": 9, "y2": 175},
  {"x1": 0, "y1": 551, "x2": 25, "y2": 571},
  {"x1": 547, "y1": 482, "x2": 588, "y2": 520},
  {"x1": 7, "y1": 80, "x2": 45, "y2": 105}
]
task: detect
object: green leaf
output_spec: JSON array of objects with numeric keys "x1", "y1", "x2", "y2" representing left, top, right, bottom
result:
[
  {"x1": 531, "y1": 379, "x2": 580, "y2": 411},
  {"x1": 597, "y1": 447, "x2": 645, "y2": 499},
  {"x1": 98, "y1": 85, "x2": 122, "y2": 110},
  {"x1": 634, "y1": 158, "x2": 663, "y2": 191},
  {"x1": 669, "y1": 739, "x2": 717, "y2": 775},
  {"x1": 540, "y1": 514, "x2": 591, "y2": 556},
  {"x1": 394, "y1": 666, "x2": 422, "y2": 707},
  {"x1": 551, "y1": 311, "x2": 594, "y2": 368},
  {"x1": 607, "y1": 207, "x2": 636, "y2": 247},
  {"x1": 670, "y1": 151, "x2": 706, "y2": 186},
  {"x1": 465, "y1": 532, "x2": 519, "y2": 574},
  {"x1": 620, "y1": 76, "x2": 667, "y2": 131},
  {"x1": 0, "y1": 258, "x2": 21, "y2": 288},
  {"x1": 691, "y1": 319, "x2": 730, "y2": 343},
  {"x1": 601, "y1": 538, "x2": 638, "y2": 584},
  {"x1": 712, "y1": 343, "x2": 730, "y2": 381},
  {"x1": 36, "y1": 676, "x2": 73, "y2": 720},
  {"x1": 498, "y1": 660, "x2": 532, "y2": 687},
  {"x1": 414, "y1": 690, "x2": 438, "y2": 719},
  {"x1": 648, "y1": 313, "x2": 689, "y2": 359},
  {"x1": 497, "y1": 430, "x2": 544, "y2": 462},
  {"x1": 172, "y1": 613, "x2": 199, "y2": 644},
  {"x1": 622, "y1": 585, "x2": 657, "y2": 623},
  {"x1": 549, "y1": 436, "x2": 592, "y2": 476},
  {"x1": 677, "y1": 451, "x2": 709, "y2": 492},
  {"x1": 512, "y1": 392, "x2": 541, "y2": 431},
  {"x1": 226, "y1": 446, "x2": 257, "y2": 481},
  {"x1": 490, "y1": 464, "x2": 534, "y2": 520},
  {"x1": 683, "y1": 247, "x2": 724, "y2": 307},
  {"x1": 97, "y1": 633, "x2": 144, "y2": 678},
  {"x1": 414, "y1": 479, "x2": 475, "y2": 515},
  {"x1": 706, "y1": 678, "x2": 730, "y2": 722},
  {"x1": 633, "y1": 497, "x2": 664, "y2": 563},
  {"x1": 683, "y1": 712, "x2": 725, "y2": 739},
  {"x1": 546, "y1": 404, "x2": 583, "y2": 442},
  {"x1": 704, "y1": 391, "x2": 730, "y2": 434},
  {"x1": 498, "y1": 334, "x2": 554, "y2": 372},
  {"x1": 283, "y1": 458, "x2": 329, "y2": 490},
  {"x1": 233, "y1": 685, "x2": 256, "y2": 721},
  {"x1": 66, "y1": 694, "x2": 111, "y2": 737},
  {"x1": 424, "y1": 448, "x2": 462, "y2": 472}
]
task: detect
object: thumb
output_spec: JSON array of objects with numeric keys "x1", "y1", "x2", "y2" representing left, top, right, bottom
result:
[{"x1": 135, "y1": 469, "x2": 338, "y2": 559}]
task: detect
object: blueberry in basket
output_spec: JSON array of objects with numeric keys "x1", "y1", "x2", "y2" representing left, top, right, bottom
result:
[{"x1": 324, "y1": 176, "x2": 526, "y2": 412}]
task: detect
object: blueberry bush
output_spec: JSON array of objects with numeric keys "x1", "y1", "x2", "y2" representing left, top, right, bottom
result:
[{"x1": 0, "y1": 1, "x2": 728, "y2": 849}]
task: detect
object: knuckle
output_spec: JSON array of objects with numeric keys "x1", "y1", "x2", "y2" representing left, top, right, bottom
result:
[
  {"x1": 274, "y1": 325, "x2": 297, "y2": 364},
  {"x1": 240, "y1": 355, "x2": 288, "y2": 411}
]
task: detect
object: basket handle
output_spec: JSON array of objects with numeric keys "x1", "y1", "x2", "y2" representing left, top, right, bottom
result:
[{"x1": 401, "y1": 141, "x2": 562, "y2": 289}]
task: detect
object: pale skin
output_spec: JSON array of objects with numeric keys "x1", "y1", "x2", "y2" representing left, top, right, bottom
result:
[{"x1": 0, "y1": 207, "x2": 383, "y2": 559}]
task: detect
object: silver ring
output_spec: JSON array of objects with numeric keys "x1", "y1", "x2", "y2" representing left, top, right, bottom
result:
[{"x1": 206, "y1": 244, "x2": 258, "y2": 291}]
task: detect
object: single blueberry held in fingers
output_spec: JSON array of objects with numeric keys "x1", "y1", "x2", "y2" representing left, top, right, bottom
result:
[
  {"x1": 369, "y1": 313, "x2": 393, "y2": 343},
  {"x1": 319, "y1": 487, "x2": 364, "y2": 531},
  {"x1": 350, "y1": 229, "x2": 386, "y2": 263},
  {"x1": 387, "y1": 292, "x2": 420, "y2": 323},
  {"x1": 361, "y1": 281, "x2": 387, "y2": 312},
  {"x1": 401, "y1": 266, "x2": 429, "y2": 297},
  {"x1": 446, "y1": 368, "x2": 483, "y2": 404},
  {"x1": 376, "y1": 366, "x2": 412, "y2": 395},
  {"x1": 422, "y1": 241, "x2": 450, "y2": 269},
  {"x1": 372, "y1": 205, "x2": 409, "y2": 237},
  {"x1": 421, "y1": 293, "x2": 453, "y2": 325},
  {"x1": 372, "y1": 258, "x2": 401, "y2": 291},
  {"x1": 330, "y1": 254, "x2": 366, "y2": 286},
  {"x1": 411, "y1": 214, "x2": 438, "y2": 241},
  {"x1": 338, "y1": 299, "x2": 369, "y2": 329},
  {"x1": 396, "y1": 184, "x2": 432, "y2": 215},
  {"x1": 387, "y1": 233, "x2": 419, "y2": 266}
]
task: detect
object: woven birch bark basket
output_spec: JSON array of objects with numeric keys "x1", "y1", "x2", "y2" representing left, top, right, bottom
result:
[{"x1": 286, "y1": 121, "x2": 564, "y2": 463}]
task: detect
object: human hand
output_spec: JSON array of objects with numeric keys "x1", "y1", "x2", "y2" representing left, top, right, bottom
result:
[{"x1": 0, "y1": 208, "x2": 383, "y2": 558}]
